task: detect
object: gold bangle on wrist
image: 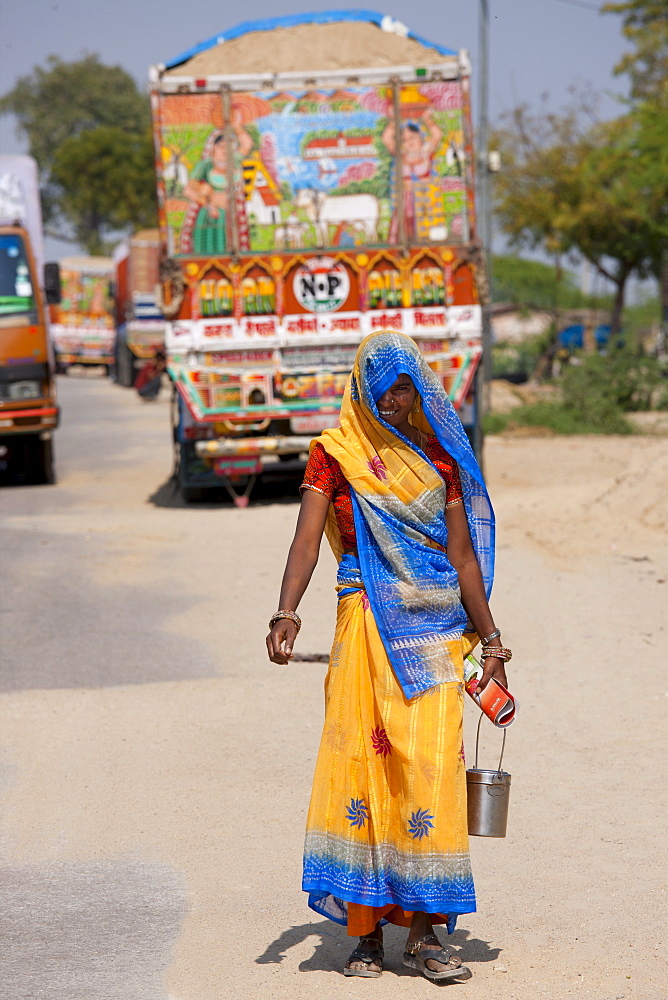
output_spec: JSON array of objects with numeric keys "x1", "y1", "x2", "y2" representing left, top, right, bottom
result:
[
  {"x1": 268, "y1": 610, "x2": 302, "y2": 633},
  {"x1": 480, "y1": 646, "x2": 512, "y2": 663}
]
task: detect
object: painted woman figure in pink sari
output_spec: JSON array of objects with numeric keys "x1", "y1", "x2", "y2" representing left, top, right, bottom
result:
[{"x1": 382, "y1": 111, "x2": 442, "y2": 242}]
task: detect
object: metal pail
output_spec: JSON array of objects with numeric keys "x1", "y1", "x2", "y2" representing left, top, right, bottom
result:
[{"x1": 466, "y1": 715, "x2": 511, "y2": 838}]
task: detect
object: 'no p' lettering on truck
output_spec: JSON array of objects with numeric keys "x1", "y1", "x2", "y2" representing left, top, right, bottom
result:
[{"x1": 151, "y1": 11, "x2": 485, "y2": 504}]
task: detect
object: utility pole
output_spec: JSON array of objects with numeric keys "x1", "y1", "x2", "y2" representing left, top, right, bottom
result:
[
  {"x1": 473, "y1": 0, "x2": 492, "y2": 465},
  {"x1": 479, "y1": 0, "x2": 492, "y2": 396}
]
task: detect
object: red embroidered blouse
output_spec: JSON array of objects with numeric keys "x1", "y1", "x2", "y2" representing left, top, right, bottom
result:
[{"x1": 301, "y1": 439, "x2": 463, "y2": 552}]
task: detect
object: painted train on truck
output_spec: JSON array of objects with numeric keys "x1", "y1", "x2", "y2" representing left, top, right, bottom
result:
[{"x1": 151, "y1": 11, "x2": 485, "y2": 503}]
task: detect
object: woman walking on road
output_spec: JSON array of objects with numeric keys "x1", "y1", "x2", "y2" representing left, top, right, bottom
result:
[{"x1": 266, "y1": 330, "x2": 510, "y2": 982}]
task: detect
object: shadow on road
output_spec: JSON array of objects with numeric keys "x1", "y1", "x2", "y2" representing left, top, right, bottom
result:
[
  {"x1": 256, "y1": 919, "x2": 502, "y2": 974},
  {"x1": 0, "y1": 470, "x2": 56, "y2": 489},
  {"x1": 255, "y1": 919, "x2": 340, "y2": 971},
  {"x1": 148, "y1": 472, "x2": 301, "y2": 509}
]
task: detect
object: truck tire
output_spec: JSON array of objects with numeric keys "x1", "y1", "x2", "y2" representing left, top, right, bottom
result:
[
  {"x1": 116, "y1": 341, "x2": 136, "y2": 387},
  {"x1": 173, "y1": 440, "x2": 202, "y2": 503},
  {"x1": 182, "y1": 485, "x2": 203, "y2": 503},
  {"x1": 26, "y1": 436, "x2": 55, "y2": 485},
  {"x1": 171, "y1": 390, "x2": 201, "y2": 501}
]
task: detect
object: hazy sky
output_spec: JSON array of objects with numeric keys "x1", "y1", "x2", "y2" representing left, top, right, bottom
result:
[
  {"x1": 0, "y1": 0, "x2": 633, "y2": 273},
  {"x1": 1, "y1": 0, "x2": 629, "y2": 150}
]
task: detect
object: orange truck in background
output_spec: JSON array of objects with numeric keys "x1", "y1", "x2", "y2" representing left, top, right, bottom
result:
[{"x1": 0, "y1": 155, "x2": 61, "y2": 483}]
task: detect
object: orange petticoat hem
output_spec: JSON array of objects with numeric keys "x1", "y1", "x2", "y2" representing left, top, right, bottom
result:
[{"x1": 347, "y1": 902, "x2": 450, "y2": 936}]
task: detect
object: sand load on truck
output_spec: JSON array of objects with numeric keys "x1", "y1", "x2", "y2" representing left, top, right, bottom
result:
[{"x1": 163, "y1": 14, "x2": 456, "y2": 77}]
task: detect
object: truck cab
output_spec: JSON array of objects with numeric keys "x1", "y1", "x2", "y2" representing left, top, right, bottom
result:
[{"x1": 0, "y1": 157, "x2": 60, "y2": 484}]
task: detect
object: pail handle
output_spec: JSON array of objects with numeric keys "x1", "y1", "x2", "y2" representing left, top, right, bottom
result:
[{"x1": 474, "y1": 712, "x2": 507, "y2": 774}]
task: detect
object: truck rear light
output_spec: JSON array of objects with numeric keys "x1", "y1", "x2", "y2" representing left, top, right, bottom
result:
[{"x1": 195, "y1": 78, "x2": 207, "y2": 89}]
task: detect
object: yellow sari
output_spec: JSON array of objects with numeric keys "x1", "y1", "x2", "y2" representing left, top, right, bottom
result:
[{"x1": 302, "y1": 331, "x2": 493, "y2": 935}]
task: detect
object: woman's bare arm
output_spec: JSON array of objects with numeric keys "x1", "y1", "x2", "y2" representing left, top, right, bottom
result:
[
  {"x1": 381, "y1": 120, "x2": 396, "y2": 154},
  {"x1": 266, "y1": 488, "x2": 330, "y2": 664},
  {"x1": 445, "y1": 501, "x2": 508, "y2": 693}
]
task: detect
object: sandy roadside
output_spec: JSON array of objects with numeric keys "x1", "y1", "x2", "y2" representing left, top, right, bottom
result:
[{"x1": 1, "y1": 411, "x2": 666, "y2": 1000}]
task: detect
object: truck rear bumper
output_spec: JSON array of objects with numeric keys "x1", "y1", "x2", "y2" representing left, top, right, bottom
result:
[
  {"x1": 56, "y1": 354, "x2": 113, "y2": 364},
  {"x1": 195, "y1": 435, "x2": 313, "y2": 459},
  {"x1": 191, "y1": 435, "x2": 312, "y2": 483},
  {"x1": 0, "y1": 405, "x2": 60, "y2": 433}
]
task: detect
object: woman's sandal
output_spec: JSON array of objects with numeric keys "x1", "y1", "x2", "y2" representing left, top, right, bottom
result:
[
  {"x1": 403, "y1": 934, "x2": 472, "y2": 982},
  {"x1": 343, "y1": 936, "x2": 384, "y2": 978}
]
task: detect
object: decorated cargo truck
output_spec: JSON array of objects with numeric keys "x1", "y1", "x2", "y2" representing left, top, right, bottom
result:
[
  {"x1": 50, "y1": 256, "x2": 115, "y2": 373},
  {"x1": 113, "y1": 229, "x2": 165, "y2": 387},
  {"x1": 150, "y1": 10, "x2": 485, "y2": 503}
]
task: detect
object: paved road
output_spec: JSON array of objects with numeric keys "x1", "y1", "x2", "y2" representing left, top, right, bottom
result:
[
  {"x1": 0, "y1": 374, "x2": 333, "y2": 1000},
  {"x1": 1, "y1": 374, "x2": 665, "y2": 1000}
]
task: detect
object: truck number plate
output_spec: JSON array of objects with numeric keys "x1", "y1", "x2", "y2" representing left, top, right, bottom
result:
[
  {"x1": 213, "y1": 456, "x2": 263, "y2": 479},
  {"x1": 290, "y1": 414, "x2": 340, "y2": 434}
]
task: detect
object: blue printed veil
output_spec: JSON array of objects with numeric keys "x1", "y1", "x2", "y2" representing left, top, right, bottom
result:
[{"x1": 317, "y1": 330, "x2": 495, "y2": 700}]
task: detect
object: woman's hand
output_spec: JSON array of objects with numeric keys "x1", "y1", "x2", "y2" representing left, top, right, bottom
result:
[
  {"x1": 209, "y1": 190, "x2": 228, "y2": 211},
  {"x1": 476, "y1": 653, "x2": 508, "y2": 694},
  {"x1": 266, "y1": 620, "x2": 299, "y2": 664},
  {"x1": 185, "y1": 180, "x2": 211, "y2": 206},
  {"x1": 267, "y1": 490, "x2": 328, "y2": 666}
]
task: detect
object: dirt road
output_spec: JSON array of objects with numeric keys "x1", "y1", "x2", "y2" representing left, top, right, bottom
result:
[{"x1": 1, "y1": 375, "x2": 666, "y2": 999}]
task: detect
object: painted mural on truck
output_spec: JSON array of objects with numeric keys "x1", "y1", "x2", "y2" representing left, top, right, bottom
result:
[{"x1": 158, "y1": 81, "x2": 468, "y2": 258}]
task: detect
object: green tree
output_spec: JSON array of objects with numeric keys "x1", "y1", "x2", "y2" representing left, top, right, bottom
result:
[
  {"x1": 602, "y1": 0, "x2": 668, "y2": 101},
  {"x1": 493, "y1": 101, "x2": 665, "y2": 335},
  {"x1": 50, "y1": 127, "x2": 157, "y2": 254},
  {"x1": 0, "y1": 55, "x2": 154, "y2": 249},
  {"x1": 603, "y1": 1, "x2": 668, "y2": 342},
  {"x1": 0, "y1": 55, "x2": 149, "y2": 168}
]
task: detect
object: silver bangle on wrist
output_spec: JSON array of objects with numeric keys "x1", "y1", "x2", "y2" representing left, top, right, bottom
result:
[{"x1": 481, "y1": 628, "x2": 501, "y2": 646}]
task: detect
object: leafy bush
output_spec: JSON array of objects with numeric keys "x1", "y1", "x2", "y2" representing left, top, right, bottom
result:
[
  {"x1": 492, "y1": 338, "x2": 546, "y2": 381},
  {"x1": 622, "y1": 297, "x2": 661, "y2": 343},
  {"x1": 562, "y1": 343, "x2": 666, "y2": 413},
  {"x1": 483, "y1": 411, "x2": 513, "y2": 435},
  {"x1": 485, "y1": 340, "x2": 668, "y2": 435},
  {"x1": 484, "y1": 400, "x2": 633, "y2": 436}
]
